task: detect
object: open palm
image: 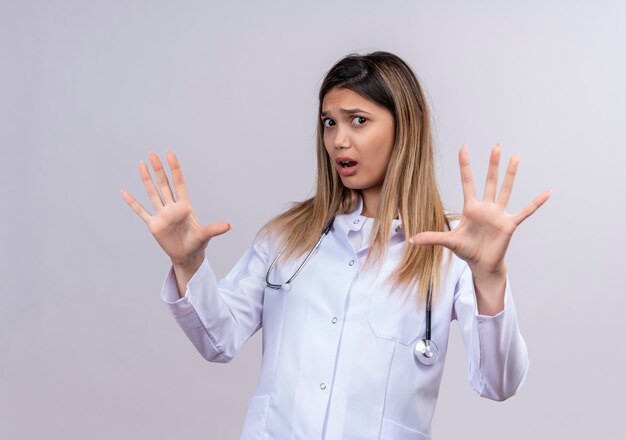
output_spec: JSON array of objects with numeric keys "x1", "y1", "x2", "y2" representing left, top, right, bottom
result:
[
  {"x1": 409, "y1": 145, "x2": 550, "y2": 276},
  {"x1": 121, "y1": 152, "x2": 231, "y2": 267}
]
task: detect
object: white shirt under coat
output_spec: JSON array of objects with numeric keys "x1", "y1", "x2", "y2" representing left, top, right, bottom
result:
[{"x1": 161, "y1": 195, "x2": 528, "y2": 439}]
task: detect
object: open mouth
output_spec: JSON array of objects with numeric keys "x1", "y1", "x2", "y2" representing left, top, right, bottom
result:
[{"x1": 336, "y1": 159, "x2": 359, "y2": 176}]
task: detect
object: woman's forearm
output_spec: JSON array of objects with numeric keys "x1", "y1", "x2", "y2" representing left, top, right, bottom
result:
[
  {"x1": 472, "y1": 264, "x2": 507, "y2": 316},
  {"x1": 172, "y1": 254, "x2": 205, "y2": 299}
]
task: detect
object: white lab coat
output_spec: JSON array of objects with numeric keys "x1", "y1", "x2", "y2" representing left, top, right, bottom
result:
[{"x1": 161, "y1": 195, "x2": 528, "y2": 439}]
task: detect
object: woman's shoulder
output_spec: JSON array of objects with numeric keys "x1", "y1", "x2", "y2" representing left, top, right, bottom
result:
[{"x1": 254, "y1": 224, "x2": 281, "y2": 255}]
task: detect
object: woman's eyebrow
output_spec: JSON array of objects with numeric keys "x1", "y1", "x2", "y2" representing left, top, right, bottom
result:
[{"x1": 320, "y1": 108, "x2": 372, "y2": 117}]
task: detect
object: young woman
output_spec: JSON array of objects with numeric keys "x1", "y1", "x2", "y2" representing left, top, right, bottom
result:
[{"x1": 121, "y1": 51, "x2": 549, "y2": 439}]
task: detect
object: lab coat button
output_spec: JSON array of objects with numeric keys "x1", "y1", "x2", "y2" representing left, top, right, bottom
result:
[
  {"x1": 332, "y1": 317, "x2": 338, "y2": 324},
  {"x1": 320, "y1": 383, "x2": 327, "y2": 390},
  {"x1": 353, "y1": 219, "x2": 360, "y2": 224},
  {"x1": 349, "y1": 260, "x2": 355, "y2": 266}
]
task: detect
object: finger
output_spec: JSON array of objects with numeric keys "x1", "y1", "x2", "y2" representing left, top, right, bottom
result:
[
  {"x1": 166, "y1": 151, "x2": 190, "y2": 201},
  {"x1": 149, "y1": 152, "x2": 176, "y2": 204},
  {"x1": 497, "y1": 154, "x2": 519, "y2": 208},
  {"x1": 202, "y1": 221, "x2": 233, "y2": 241},
  {"x1": 459, "y1": 145, "x2": 476, "y2": 202},
  {"x1": 483, "y1": 144, "x2": 501, "y2": 202},
  {"x1": 139, "y1": 160, "x2": 165, "y2": 211},
  {"x1": 408, "y1": 231, "x2": 456, "y2": 251},
  {"x1": 121, "y1": 189, "x2": 152, "y2": 224},
  {"x1": 512, "y1": 190, "x2": 551, "y2": 226}
]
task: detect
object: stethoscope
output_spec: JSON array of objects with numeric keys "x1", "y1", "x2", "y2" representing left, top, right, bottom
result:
[{"x1": 265, "y1": 218, "x2": 439, "y2": 366}]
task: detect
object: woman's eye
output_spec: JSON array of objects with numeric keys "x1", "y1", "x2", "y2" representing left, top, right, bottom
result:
[
  {"x1": 322, "y1": 118, "x2": 335, "y2": 128},
  {"x1": 352, "y1": 116, "x2": 367, "y2": 125}
]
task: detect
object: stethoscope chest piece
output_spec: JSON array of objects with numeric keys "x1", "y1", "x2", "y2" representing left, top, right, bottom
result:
[{"x1": 414, "y1": 338, "x2": 439, "y2": 366}]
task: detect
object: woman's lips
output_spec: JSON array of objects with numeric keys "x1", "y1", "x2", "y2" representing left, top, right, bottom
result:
[{"x1": 336, "y1": 161, "x2": 358, "y2": 176}]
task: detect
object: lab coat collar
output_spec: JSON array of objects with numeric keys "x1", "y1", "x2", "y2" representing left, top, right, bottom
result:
[{"x1": 338, "y1": 193, "x2": 403, "y2": 235}]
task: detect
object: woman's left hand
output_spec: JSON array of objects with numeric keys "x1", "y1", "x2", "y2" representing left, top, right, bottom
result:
[{"x1": 408, "y1": 144, "x2": 550, "y2": 314}]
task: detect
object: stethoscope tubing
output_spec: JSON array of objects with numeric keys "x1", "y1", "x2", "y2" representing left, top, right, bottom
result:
[
  {"x1": 265, "y1": 219, "x2": 334, "y2": 290},
  {"x1": 264, "y1": 217, "x2": 439, "y2": 366}
]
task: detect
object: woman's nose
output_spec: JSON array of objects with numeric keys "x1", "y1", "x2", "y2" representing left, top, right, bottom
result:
[{"x1": 333, "y1": 125, "x2": 351, "y2": 149}]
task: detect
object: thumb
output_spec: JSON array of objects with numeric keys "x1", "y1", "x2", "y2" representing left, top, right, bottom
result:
[
  {"x1": 202, "y1": 221, "x2": 232, "y2": 240},
  {"x1": 408, "y1": 231, "x2": 454, "y2": 249}
]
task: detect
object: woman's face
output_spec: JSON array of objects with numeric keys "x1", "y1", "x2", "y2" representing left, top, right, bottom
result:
[{"x1": 321, "y1": 87, "x2": 395, "y2": 194}]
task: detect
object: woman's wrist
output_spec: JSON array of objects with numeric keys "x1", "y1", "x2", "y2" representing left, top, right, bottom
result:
[{"x1": 171, "y1": 252, "x2": 205, "y2": 271}]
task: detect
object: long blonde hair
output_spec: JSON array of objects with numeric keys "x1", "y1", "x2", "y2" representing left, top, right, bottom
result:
[{"x1": 259, "y1": 51, "x2": 449, "y2": 306}]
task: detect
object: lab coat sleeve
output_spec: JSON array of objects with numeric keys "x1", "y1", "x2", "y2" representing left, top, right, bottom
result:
[
  {"x1": 453, "y1": 263, "x2": 529, "y2": 401},
  {"x1": 159, "y1": 234, "x2": 270, "y2": 363}
]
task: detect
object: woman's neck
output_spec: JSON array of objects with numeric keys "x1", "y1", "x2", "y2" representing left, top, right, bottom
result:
[{"x1": 359, "y1": 187, "x2": 381, "y2": 218}]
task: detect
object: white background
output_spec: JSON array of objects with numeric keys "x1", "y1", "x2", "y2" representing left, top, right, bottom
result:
[{"x1": 1, "y1": 1, "x2": 625, "y2": 438}]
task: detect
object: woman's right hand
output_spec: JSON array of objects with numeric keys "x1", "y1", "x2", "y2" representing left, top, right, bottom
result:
[{"x1": 121, "y1": 151, "x2": 231, "y2": 270}]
